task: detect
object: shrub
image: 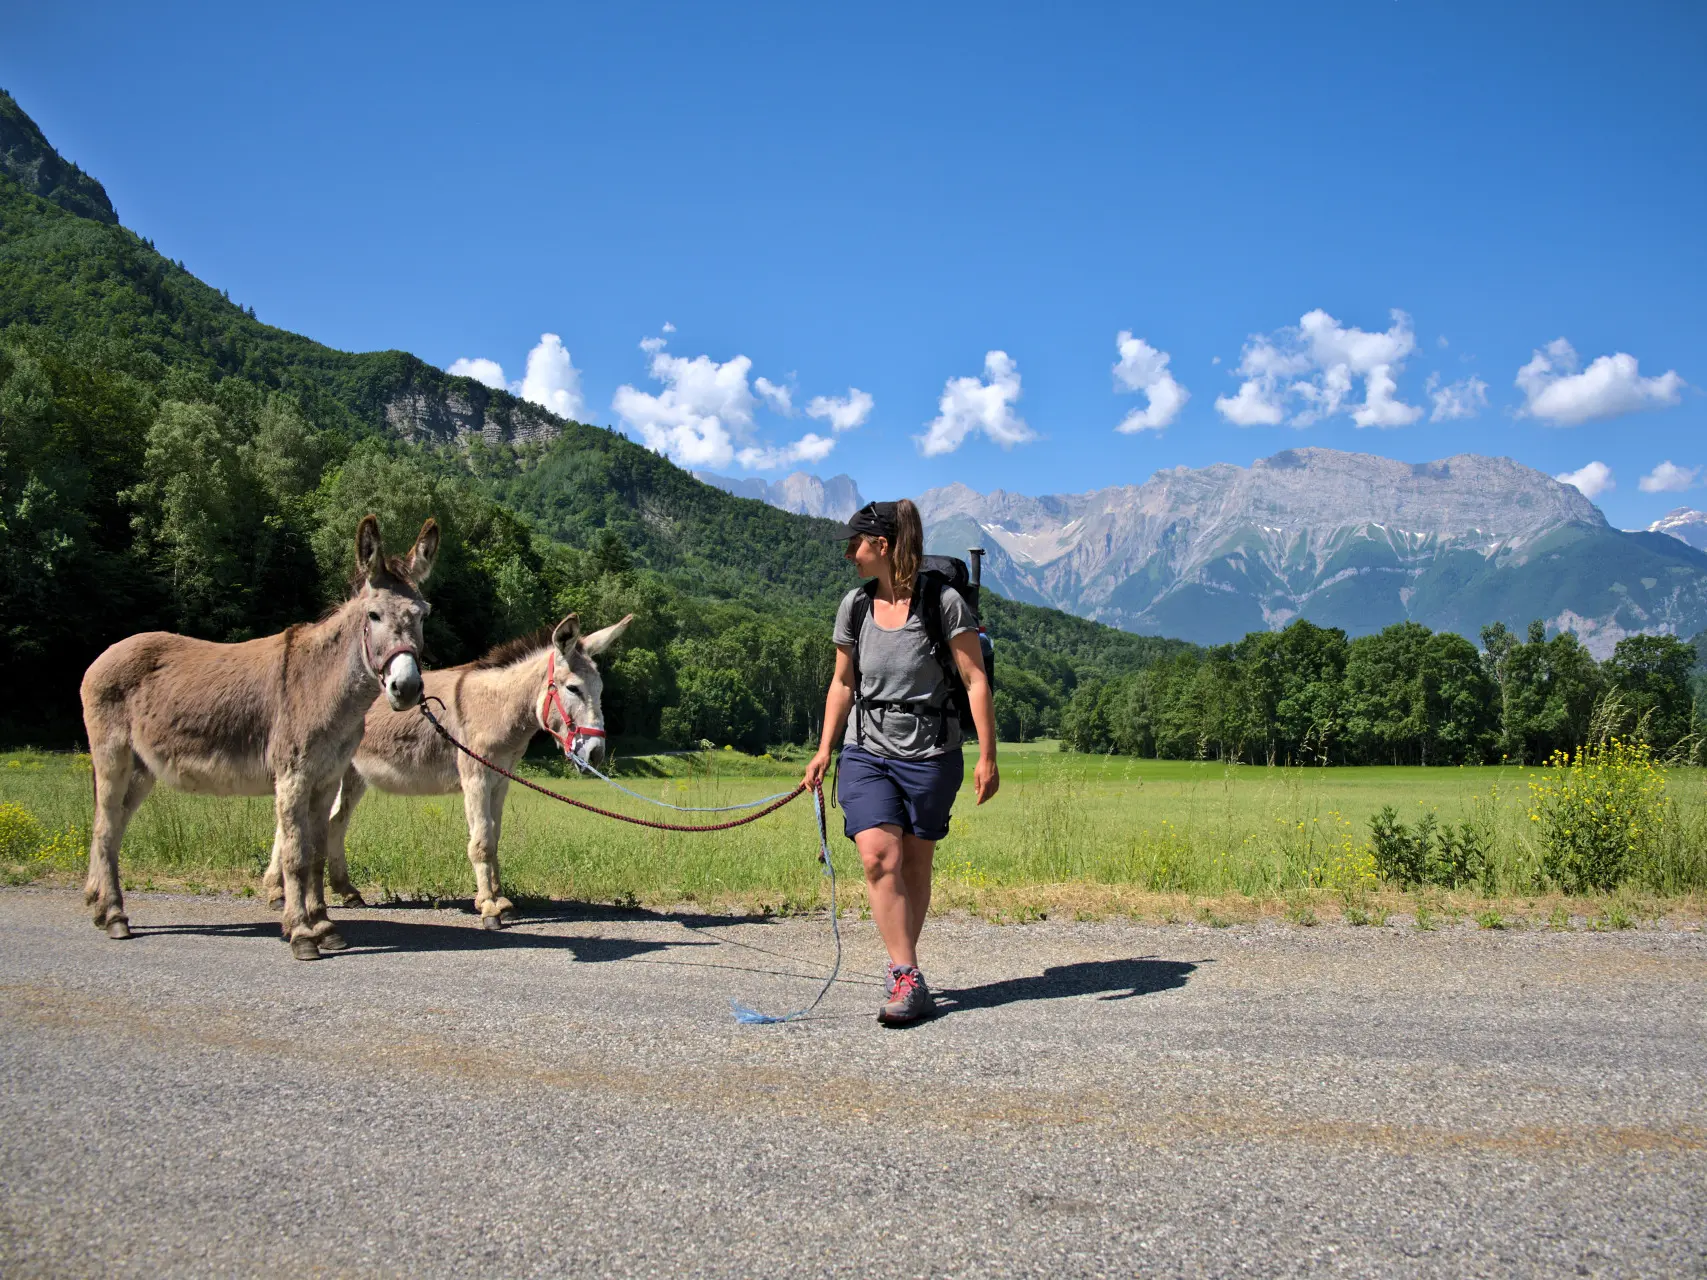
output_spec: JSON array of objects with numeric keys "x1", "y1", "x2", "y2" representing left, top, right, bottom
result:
[
  {"x1": 0, "y1": 802, "x2": 45, "y2": 861},
  {"x1": 1369, "y1": 805, "x2": 1486, "y2": 889},
  {"x1": 1527, "y1": 738, "x2": 1666, "y2": 893}
]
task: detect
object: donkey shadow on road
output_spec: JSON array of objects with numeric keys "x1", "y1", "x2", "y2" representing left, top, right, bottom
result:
[
  {"x1": 936, "y1": 957, "x2": 1202, "y2": 1017},
  {"x1": 131, "y1": 916, "x2": 714, "y2": 965}
]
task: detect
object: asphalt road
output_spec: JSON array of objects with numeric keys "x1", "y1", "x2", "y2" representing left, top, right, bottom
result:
[{"x1": 1, "y1": 887, "x2": 1704, "y2": 1279}]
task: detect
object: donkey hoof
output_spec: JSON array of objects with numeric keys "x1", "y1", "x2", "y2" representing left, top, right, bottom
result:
[
  {"x1": 106, "y1": 919, "x2": 132, "y2": 940},
  {"x1": 315, "y1": 929, "x2": 349, "y2": 952},
  {"x1": 266, "y1": 895, "x2": 285, "y2": 911},
  {"x1": 480, "y1": 913, "x2": 503, "y2": 932},
  {"x1": 340, "y1": 891, "x2": 368, "y2": 908},
  {"x1": 289, "y1": 936, "x2": 322, "y2": 961}
]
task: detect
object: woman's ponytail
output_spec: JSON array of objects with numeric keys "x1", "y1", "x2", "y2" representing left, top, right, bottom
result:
[{"x1": 892, "y1": 499, "x2": 924, "y2": 588}]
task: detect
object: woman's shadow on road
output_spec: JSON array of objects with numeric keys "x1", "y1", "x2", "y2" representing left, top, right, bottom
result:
[{"x1": 936, "y1": 957, "x2": 1201, "y2": 1016}]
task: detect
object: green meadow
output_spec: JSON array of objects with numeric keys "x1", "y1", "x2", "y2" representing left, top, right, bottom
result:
[{"x1": 3, "y1": 743, "x2": 1703, "y2": 924}]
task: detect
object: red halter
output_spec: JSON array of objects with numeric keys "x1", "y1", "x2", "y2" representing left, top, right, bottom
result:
[
  {"x1": 539, "y1": 649, "x2": 607, "y2": 758},
  {"x1": 362, "y1": 617, "x2": 418, "y2": 682}
]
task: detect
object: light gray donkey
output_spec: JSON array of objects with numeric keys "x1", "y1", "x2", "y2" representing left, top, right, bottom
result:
[
  {"x1": 263, "y1": 612, "x2": 631, "y2": 928},
  {"x1": 80, "y1": 515, "x2": 438, "y2": 959}
]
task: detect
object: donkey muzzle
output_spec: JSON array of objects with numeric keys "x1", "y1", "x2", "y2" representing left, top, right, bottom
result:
[{"x1": 383, "y1": 652, "x2": 423, "y2": 711}]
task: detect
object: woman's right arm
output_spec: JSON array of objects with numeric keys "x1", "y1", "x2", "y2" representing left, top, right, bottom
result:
[{"x1": 803, "y1": 645, "x2": 856, "y2": 792}]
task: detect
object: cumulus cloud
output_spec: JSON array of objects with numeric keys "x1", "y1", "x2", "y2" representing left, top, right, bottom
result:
[
  {"x1": 1555, "y1": 461, "x2": 1614, "y2": 499},
  {"x1": 446, "y1": 356, "x2": 508, "y2": 390},
  {"x1": 754, "y1": 376, "x2": 794, "y2": 415},
  {"x1": 517, "y1": 334, "x2": 585, "y2": 421},
  {"x1": 613, "y1": 340, "x2": 755, "y2": 469},
  {"x1": 1515, "y1": 338, "x2": 1685, "y2": 426},
  {"x1": 446, "y1": 334, "x2": 585, "y2": 420},
  {"x1": 1214, "y1": 309, "x2": 1423, "y2": 429},
  {"x1": 806, "y1": 388, "x2": 874, "y2": 433},
  {"x1": 1112, "y1": 331, "x2": 1188, "y2": 433},
  {"x1": 736, "y1": 433, "x2": 837, "y2": 470},
  {"x1": 917, "y1": 351, "x2": 1033, "y2": 457},
  {"x1": 614, "y1": 335, "x2": 867, "y2": 471},
  {"x1": 1639, "y1": 460, "x2": 1699, "y2": 493},
  {"x1": 1426, "y1": 373, "x2": 1489, "y2": 422}
]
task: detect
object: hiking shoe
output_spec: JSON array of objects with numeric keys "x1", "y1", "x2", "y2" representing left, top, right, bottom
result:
[
  {"x1": 878, "y1": 965, "x2": 936, "y2": 1025},
  {"x1": 884, "y1": 960, "x2": 899, "y2": 994}
]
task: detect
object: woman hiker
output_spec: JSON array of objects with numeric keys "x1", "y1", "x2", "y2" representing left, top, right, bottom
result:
[{"x1": 803, "y1": 499, "x2": 999, "y2": 1025}]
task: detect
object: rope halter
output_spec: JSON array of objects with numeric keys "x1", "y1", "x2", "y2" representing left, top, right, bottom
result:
[
  {"x1": 361, "y1": 616, "x2": 418, "y2": 683},
  {"x1": 539, "y1": 648, "x2": 607, "y2": 759}
]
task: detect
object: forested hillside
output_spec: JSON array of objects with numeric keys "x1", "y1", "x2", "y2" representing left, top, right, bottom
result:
[{"x1": 0, "y1": 89, "x2": 1184, "y2": 748}]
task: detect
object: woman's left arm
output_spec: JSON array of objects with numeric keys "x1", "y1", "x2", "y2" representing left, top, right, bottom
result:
[{"x1": 948, "y1": 630, "x2": 1000, "y2": 804}]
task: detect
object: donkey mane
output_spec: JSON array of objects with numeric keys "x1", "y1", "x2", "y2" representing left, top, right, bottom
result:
[{"x1": 471, "y1": 626, "x2": 556, "y2": 670}]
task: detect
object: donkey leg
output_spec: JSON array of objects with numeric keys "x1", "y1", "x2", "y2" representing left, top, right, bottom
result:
[
  {"x1": 274, "y1": 778, "x2": 322, "y2": 960},
  {"x1": 303, "y1": 779, "x2": 346, "y2": 951},
  {"x1": 462, "y1": 772, "x2": 513, "y2": 929},
  {"x1": 326, "y1": 768, "x2": 368, "y2": 907},
  {"x1": 262, "y1": 826, "x2": 285, "y2": 909},
  {"x1": 87, "y1": 747, "x2": 152, "y2": 938}
]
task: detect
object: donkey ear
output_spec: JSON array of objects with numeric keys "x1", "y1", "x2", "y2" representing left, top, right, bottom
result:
[
  {"x1": 579, "y1": 613, "x2": 633, "y2": 657},
  {"x1": 407, "y1": 518, "x2": 440, "y2": 585},
  {"x1": 355, "y1": 515, "x2": 384, "y2": 580},
  {"x1": 551, "y1": 614, "x2": 581, "y2": 654}
]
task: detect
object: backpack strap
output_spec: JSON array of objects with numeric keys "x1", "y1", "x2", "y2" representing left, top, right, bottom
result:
[
  {"x1": 914, "y1": 575, "x2": 959, "y2": 748},
  {"x1": 847, "y1": 582, "x2": 876, "y2": 747}
]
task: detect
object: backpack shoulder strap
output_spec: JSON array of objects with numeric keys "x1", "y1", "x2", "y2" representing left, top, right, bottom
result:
[{"x1": 847, "y1": 582, "x2": 877, "y2": 746}]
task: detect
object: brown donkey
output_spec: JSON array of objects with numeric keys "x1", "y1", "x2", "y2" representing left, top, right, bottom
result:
[
  {"x1": 80, "y1": 515, "x2": 438, "y2": 959},
  {"x1": 263, "y1": 613, "x2": 631, "y2": 928}
]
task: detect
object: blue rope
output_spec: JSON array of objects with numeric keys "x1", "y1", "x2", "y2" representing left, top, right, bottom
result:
[
  {"x1": 729, "y1": 788, "x2": 842, "y2": 1024},
  {"x1": 569, "y1": 755, "x2": 799, "y2": 813}
]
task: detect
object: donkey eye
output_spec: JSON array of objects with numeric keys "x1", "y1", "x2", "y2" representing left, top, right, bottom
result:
[{"x1": 368, "y1": 610, "x2": 381, "y2": 622}]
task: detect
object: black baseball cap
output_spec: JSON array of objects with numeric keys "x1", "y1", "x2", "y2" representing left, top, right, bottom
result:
[{"x1": 826, "y1": 501, "x2": 898, "y2": 542}]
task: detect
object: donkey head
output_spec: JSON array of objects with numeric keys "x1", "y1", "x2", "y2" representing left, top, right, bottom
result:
[
  {"x1": 541, "y1": 612, "x2": 633, "y2": 766},
  {"x1": 353, "y1": 515, "x2": 439, "y2": 710}
]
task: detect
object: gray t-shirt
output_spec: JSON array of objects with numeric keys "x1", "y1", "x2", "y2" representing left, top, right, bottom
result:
[{"x1": 833, "y1": 584, "x2": 976, "y2": 759}]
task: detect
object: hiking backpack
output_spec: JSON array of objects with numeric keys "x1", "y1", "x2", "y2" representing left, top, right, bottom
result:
[{"x1": 846, "y1": 550, "x2": 996, "y2": 746}]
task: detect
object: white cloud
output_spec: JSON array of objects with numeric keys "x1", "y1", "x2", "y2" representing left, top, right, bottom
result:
[
  {"x1": 1639, "y1": 460, "x2": 1699, "y2": 493},
  {"x1": 754, "y1": 376, "x2": 794, "y2": 415},
  {"x1": 662, "y1": 321, "x2": 675, "y2": 333},
  {"x1": 1426, "y1": 373, "x2": 1489, "y2": 422},
  {"x1": 614, "y1": 336, "x2": 863, "y2": 471},
  {"x1": 446, "y1": 356, "x2": 508, "y2": 390},
  {"x1": 1214, "y1": 309, "x2": 1423, "y2": 428},
  {"x1": 1112, "y1": 331, "x2": 1188, "y2": 433},
  {"x1": 806, "y1": 388, "x2": 874, "y2": 433},
  {"x1": 613, "y1": 339, "x2": 757, "y2": 469},
  {"x1": 1515, "y1": 339, "x2": 1685, "y2": 426},
  {"x1": 1555, "y1": 461, "x2": 1614, "y2": 499},
  {"x1": 517, "y1": 333, "x2": 585, "y2": 421},
  {"x1": 917, "y1": 351, "x2": 1033, "y2": 457},
  {"x1": 736, "y1": 433, "x2": 837, "y2": 470}
]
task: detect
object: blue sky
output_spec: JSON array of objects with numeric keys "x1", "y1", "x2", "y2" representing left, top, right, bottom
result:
[{"x1": 8, "y1": 1, "x2": 1704, "y2": 527}]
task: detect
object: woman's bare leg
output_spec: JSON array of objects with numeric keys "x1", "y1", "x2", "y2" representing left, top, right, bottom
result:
[
  {"x1": 899, "y1": 835, "x2": 935, "y2": 951},
  {"x1": 854, "y1": 824, "x2": 915, "y2": 968}
]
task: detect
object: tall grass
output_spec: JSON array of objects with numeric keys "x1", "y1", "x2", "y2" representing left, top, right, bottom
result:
[{"x1": 4, "y1": 745, "x2": 1704, "y2": 913}]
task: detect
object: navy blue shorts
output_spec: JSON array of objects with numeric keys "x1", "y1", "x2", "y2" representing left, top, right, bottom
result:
[{"x1": 836, "y1": 745, "x2": 964, "y2": 842}]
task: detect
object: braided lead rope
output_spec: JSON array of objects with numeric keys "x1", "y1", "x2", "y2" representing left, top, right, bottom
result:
[
  {"x1": 417, "y1": 699, "x2": 805, "y2": 833},
  {"x1": 567, "y1": 753, "x2": 799, "y2": 813},
  {"x1": 730, "y1": 786, "x2": 841, "y2": 1024}
]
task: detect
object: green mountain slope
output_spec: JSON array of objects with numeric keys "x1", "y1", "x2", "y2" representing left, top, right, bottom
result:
[{"x1": 0, "y1": 87, "x2": 1187, "y2": 744}]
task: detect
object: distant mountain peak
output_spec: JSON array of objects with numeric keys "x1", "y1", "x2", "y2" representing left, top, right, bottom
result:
[
  {"x1": 917, "y1": 447, "x2": 1698, "y2": 656},
  {"x1": 1648, "y1": 507, "x2": 1707, "y2": 552},
  {"x1": 0, "y1": 89, "x2": 117, "y2": 224},
  {"x1": 693, "y1": 470, "x2": 865, "y2": 521}
]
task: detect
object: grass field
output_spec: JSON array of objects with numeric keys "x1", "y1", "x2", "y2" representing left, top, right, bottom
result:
[{"x1": 3, "y1": 742, "x2": 1704, "y2": 925}]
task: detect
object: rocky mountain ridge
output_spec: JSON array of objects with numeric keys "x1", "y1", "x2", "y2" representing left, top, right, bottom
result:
[
  {"x1": 915, "y1": 448, "x2": 1707, "y2": 656},
  {"x1": 694, "y1": 470, "x2": 866, "y2": 520},
  {"x1": 1647, "y1": 507, "x2": 1707, "y2": 552}
]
